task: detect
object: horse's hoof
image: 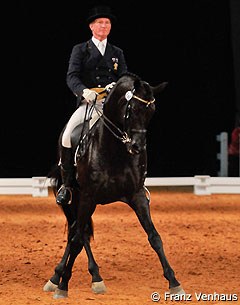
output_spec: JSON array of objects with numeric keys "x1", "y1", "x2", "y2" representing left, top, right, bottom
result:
[
  {"x1": 169, "y1": 285, "x2": 185, "y2": 295},
  {"x1": 53, "y1": 288, "x2": 68, "y2": 299},
  {"x1": 43, "y1": 280, "x2": 58, "y2": 292},
  {"x1": 91, "y1": 280, "x2": 107, "y2": 294}
]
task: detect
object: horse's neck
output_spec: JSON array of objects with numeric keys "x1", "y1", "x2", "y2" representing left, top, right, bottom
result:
[
  {"x1": 100, "y1": 90, "x2": 127, "y2": 152},
  {"x1": 99, "y1": 119, "x2": 125, "y2": 153}
]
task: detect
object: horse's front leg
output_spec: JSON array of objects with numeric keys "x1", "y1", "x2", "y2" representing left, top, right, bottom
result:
[
  {"x1": 52, "y1": 201, "x2": 100, "y2": 298},
  {"x1": 129, "y1": 190, "x2": 185, "y2": 295},
  {"x1": 43, "y1": 219, "x2": 83, "y2": 299},
  {"x1": 43, "y1": 239, "x2": 71, "y2": 293},
  {"x1": 53, "y1": 228, "x2": 84, "y2": 299},
  {"x1": 43, "y1": 220, "x2": 78, "y2": 295},
  {"x1": 43, "y1": 193, "x2": 78, "y2": 293}
]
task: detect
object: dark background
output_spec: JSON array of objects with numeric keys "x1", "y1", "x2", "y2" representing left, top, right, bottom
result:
[{"x1": 2, "y1": 0, "x2": 239, "y2": 178}]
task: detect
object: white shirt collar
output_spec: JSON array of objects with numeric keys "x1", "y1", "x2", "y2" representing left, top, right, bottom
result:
[{"x1": 92, "y1": 37, "x2": 107, "y2": 48}]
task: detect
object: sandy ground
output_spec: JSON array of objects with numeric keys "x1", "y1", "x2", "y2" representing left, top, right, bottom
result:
[{"x1": 0, "y1": 189, "x2": 239, "y2": 305}]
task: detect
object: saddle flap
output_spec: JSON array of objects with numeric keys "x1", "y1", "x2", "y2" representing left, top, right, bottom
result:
[{"x1": 71, "y1": 121, "x2": 98, "y2": 162}]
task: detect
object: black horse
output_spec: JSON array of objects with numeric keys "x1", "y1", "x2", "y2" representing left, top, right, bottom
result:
[{"x1": 43, "y1": 72, "x2": 185, "y2": 299}]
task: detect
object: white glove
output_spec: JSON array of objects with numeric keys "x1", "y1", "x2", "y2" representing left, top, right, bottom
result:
[
  {"x1": 82, "y1": 89, "x2": 98, "y2": 103},
  {"x1": 105, "y1": 82, "x2": 116, "y2": 93}
]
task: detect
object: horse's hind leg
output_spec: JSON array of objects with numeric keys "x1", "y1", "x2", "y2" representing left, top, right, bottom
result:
[
  {"x1": 83, "y1": 216, "x2": 106, "y2": 293},
  {"x1": 129, "y1": 191, "x2": 185, "y2": 295},
  {"x1": 84, "y1": 238, "x2": 107, "y2": 294}
]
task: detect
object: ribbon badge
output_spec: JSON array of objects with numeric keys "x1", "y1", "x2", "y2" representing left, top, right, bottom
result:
[{"x1": 112, "y1": 57, "x2": 119, "y2": 71}]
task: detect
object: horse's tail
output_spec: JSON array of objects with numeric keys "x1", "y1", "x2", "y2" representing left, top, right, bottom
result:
[
  {"x1": 47, "y1": 163, "x2": 62, "y2": 197},
  {"x1": 86, "y1": 217, "x2": 94, "y2": 241}
]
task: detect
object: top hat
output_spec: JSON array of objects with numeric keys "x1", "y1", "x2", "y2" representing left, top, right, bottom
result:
[{"x1": 86, "y1": 5, "x2": 117, "y2": 24}]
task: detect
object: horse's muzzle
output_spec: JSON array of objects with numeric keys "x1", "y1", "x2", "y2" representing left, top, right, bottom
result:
[
  {"x1": 126, "y1": 128, "x2": 147, "y2": 154},
  {"x1": 126, "y1": 140, "x2": 146, "y2": 155}
]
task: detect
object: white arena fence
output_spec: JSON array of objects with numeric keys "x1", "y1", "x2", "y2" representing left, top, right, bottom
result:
[{"x1": 0, "y1": 176, "x2": 240, "y2": 197}]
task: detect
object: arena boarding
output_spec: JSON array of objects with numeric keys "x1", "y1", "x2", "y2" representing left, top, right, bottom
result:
[{"x1": 0, "y1": 176, "x2": 239, "y2": 197}]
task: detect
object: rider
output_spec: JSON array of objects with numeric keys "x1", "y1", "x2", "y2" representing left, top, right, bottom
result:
[{"x1": 56, "y1": 5, "x2": 128, "y2": 206}]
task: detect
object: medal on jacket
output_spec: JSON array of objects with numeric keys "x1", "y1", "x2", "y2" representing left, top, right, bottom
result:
[{"x1": 112, "y1": 58, "x2": 118, "y2": 70}]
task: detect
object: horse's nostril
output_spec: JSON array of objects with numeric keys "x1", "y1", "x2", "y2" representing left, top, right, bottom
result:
[{"x1": 131, "y1": 143, "x2": 141, "y2": 154}]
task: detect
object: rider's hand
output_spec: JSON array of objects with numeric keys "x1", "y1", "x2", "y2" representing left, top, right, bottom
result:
[
  {"x1": 105, "y1": 82, "x2": 116, "y2": 93},
  {"x1": 82, "y1": 89, "x2": 98, "y2": 103}
]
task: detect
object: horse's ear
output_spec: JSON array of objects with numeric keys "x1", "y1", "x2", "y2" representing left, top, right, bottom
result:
[
  {"x1": 133, "y1": 78, "x2": 141, "y2": 90},
  {"x1": 152, "y1": 82, "x2": 168, "y2": 95}
]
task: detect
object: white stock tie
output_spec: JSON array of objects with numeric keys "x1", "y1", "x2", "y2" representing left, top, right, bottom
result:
[{"x1": 98, "y1": 41, "x2": 105, "y2": 55}]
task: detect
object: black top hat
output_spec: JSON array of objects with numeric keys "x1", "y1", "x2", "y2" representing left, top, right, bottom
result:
[{"x1": 86, "y1": 5, "x2": 117, "y2": 24}]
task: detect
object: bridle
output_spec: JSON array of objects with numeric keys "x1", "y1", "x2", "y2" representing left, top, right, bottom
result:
[
  {"x1": 125, "y1": 89, "x2": 155, "y2": 106},
  {"x1": 93, "y1": 87, "x2": 155, "y2": 150}
]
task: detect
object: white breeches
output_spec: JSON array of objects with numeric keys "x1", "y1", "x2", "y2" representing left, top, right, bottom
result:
[{"x1": 61, "y1": 99, "x2": 104, "y2": 148}]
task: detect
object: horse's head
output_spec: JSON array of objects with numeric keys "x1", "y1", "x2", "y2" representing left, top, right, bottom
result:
[{"x1": 103, "y1": 72, "x2": 168, "y2": 154}]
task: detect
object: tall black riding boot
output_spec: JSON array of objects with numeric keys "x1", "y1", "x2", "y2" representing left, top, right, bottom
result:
[{"x1": 56, "y1": 147, "x2": 75, "y2": 206}]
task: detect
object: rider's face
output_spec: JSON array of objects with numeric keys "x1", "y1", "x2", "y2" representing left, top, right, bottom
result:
[{"x1": 89, "y1": 18, "x2": 112, "y2": 41}]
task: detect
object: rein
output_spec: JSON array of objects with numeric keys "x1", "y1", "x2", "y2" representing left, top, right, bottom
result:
[{"x1": 93, "y1": 103, "x2": 131, "y2": 144}]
